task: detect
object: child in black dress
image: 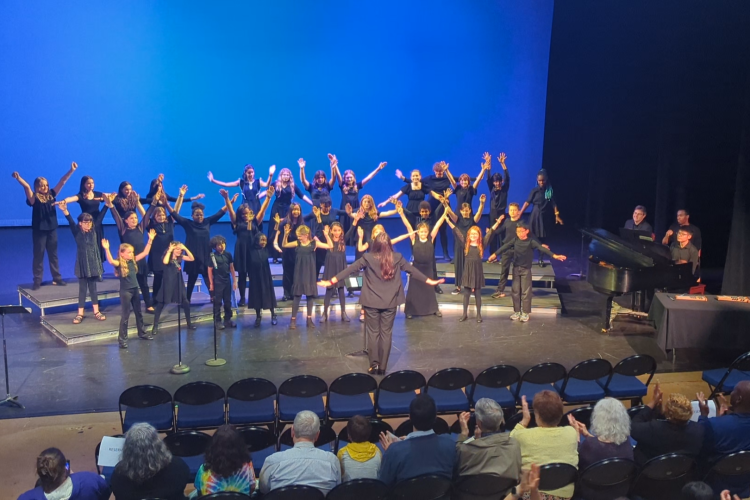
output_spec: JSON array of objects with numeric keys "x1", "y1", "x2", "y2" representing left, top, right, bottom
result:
[
  {"x1": 299, "y1": 157, "x2": 336, "y2": 206},
  {"x1": 150, "y1": 242, "x2": 197, "y2": 335},
  {"x1": 487, "y1": 153, "x2": 511, "y2": 256},
  {"x1": 332, "y1": 155, "x2": 386, "y2": 241},
  {"x1": 207, "y1": 164, "x2": 275, "y2": 214},
  {"x1": 519, "y1": 169, "x2": 563, "y2": 267},
  {"x1": 306, "y1": 196, "x2": 350, "y2": 278},
  {"x1": 445, "y1": 152, "x2": 490, "y2": 208},
  {"x1": 264, "y1": 168, "x2": 313, "y2": 263},
  {"x1": 57, "y1": 200, "x2": 109, "y2": 324},
  {"x1": 147, "y1": 201, "x2": 178, "y2": 303},
  {"x1": 208, "y1": 235, "x2": 237, "y2": 330},
  {"x1": 446, "y1": 215, "x2": 504, "y2": 323},
  {"x1": 282, "y1": 224, "x2": 332, "y2": 329},
  {"x1": 322, "y1": 222, "x2": 349, "y2": 322},
  {"x1": 247, "y1": 233, "x2": 278, "y2": 327},
  {"x1": 102, "y1": 233, "x2": 155, "y2": 348},
  {"x1": 445, "y1": 196, "x2": 486, "y2": 295},
  {"x1": 273, "y1": 202, "x2": 305, "y2": 301},
  {"x1": 59, "y1": 175, "x2": 107, "y2": 261}
]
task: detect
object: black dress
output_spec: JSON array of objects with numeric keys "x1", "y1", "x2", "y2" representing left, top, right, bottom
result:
[
  {"x1": 120, "y1": 227, "x2": 148, "y2": 278},
  {"x1": 404, "y1": 238, "x2": 439, "y2": 316},
  {"x1": 233, "y1": 221, "x2": 256, "y2": 276},
  {"x1": 454, "y1": 185, "x2": 477, "y2": 208},
  {"x1": 240, "y1": 178, "x2": 261, "y2": 214},
  {"x1": 148, "y1": 220, "x2": 174, "y2": 274},
  {"x1": 247, "y1": 234, "x2": 277, "y2": 311},
  {"x1": 452, "y1": 216, "x2": 474, "y2": 288},
  {"x1": 267, "y1": 183, "x2": 306, "y2": 258},
  {"x1": 322, "y1": 243, "x2": 347, "y2": 288},
  {"x1": 171, "y1": 210, "x2": 226, "y2": 275},
  {"x1": 400, "y1": 183, "x2": 431, "y2": 227},
  {"x1": 526, "y1": 186, "x2": 556, "y2": 238},
  {"x1": 292, "y1": 243, "x2": 317, "y2": 296},
  {"x1": 306, "y1": 183, "x2": 331, "y2": 206},
  {"x1": 338, "y1": 181, "x2": 363, "y2": 239},
  {"x1": 65, "y1": 210, "x2": 106, "y2": 279},
  {"x1": 76, "y1": 190, "x2": 105, "y2": 256},
  {"x1": 156, "y1": 259, "x2": 188, "y2": 304},
  {"x1": 454, "y1": 227, "x2": 495, "y2": 290}
]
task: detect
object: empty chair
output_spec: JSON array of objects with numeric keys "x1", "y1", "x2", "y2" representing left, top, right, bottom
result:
[
  {"x1": 389, "y1": 474, "x2": 452, "y2": 500},
  {"x1": 513, "y1": 363, "x2": 566, "y2": 403},
  {"x1": 173, "y1": 382, "x2": 226, "y2": 431},
  {"x1": 226, "y1": 378, "x2": 277, "y2": 427},
  {"x1": 425, "y1": 368, "x2": 473, "y2": 414},
  {"x1": 597, "y1": 354, "x2": 656, "y2": 404},
  {"x1": 327, "y1": 373, "x2": 377, "y2": 420},
  {"x1": 554, "y1": 358, "x2": 611, "y2": 404},
  {"x1": 562, "y1": 406, "x2": 593, "y2": 429},
  {"x1": 238, "y1": 426, "x2": 278, "y2": 476},
  {"x1": 631, "y1": 453, "x2": 694, "y2": 500},
  {"x1": 162, "y1": 430, "x2": 212, "y2": 479},
  {"x1": 374, "y1": 370, "x2": 426, "y2": 417},
  {"x1": 278, "y1": 423, "x2": 337, "y2": 452},
  {"x1": 326, "y1": 478, "x2": 389, "y2": 500},
  {"x1": 118, "y1": 385, "x2": 173, "y2": 433},
  {"x1": 262, "y1": 485, "x2": 324, "y2": 500},
  {"x1": 394, "y1": 416, "x2": 450, "y2": 437},
  {"x1": 702, "y1": 351, "x2": 750, "y2": 399},
  {"x1": 577, "y1": 458, "x2": 637, "y2": 500},
  {"x1": 538, "y1": 463, "x2": 577, "y2": 495},
  {"x1": 452, "y1": 474, "x2": 517, "y2": 500},
  {"x1": 470, "y1": 365, "x2": 520, "y2": 409},
  {"x1": 277, "y1": 375, "x2": 327, "y2": 423}
]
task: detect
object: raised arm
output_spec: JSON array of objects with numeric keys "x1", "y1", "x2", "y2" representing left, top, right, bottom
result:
[
  {"x1": 397, "y1": 204, "x2": 415, "y2": 244},
  {"x1": 444, "y1": 165, "x2": 457, "y2": 189},
  {"x1": 298, "y1": 158, "x2": 310, "y2": 190},
  {"x1": 52, "y1": 161, "x2": 78, "y2": 195},
  {"x1": 357, "y1": 226, "x2": 368, "y2": 253},
  {"x1": 106, "y1": 195, "x2": 126, "y2": 234},
  {"x1": 181, "y1": 244, "x2": 195, "y2": 262},
  {"x1": 430, "y1": 210, "x2": 449, "y2": 242},
  {"x1": 498, "y1": 153, "x2": 509, "y2": 192},
  {"x1": 391, "y1": 232, "x2": 415, "y2": 245},
  {"x1": 260, "y1": 165, "x2": 275, "y2": 188},
  {"x1": 12, "y1": 172, "x2": 36, "y2": 203},
  {"x1": 206, "y1": 171, "x2": 240, "y2": 188},
  {"x1": 473, "y1": 153, "x2": 491, "y2": 190},
  {"x1": 315, "y1": 225, "x2": 334, "y2": 250},
  {"x1": 57, "y1": 201, "x2": 78, "y2": 235},
  {"x1": 474, "y1": 195, "x2": 486, "y2": 224},
  {"x1": 141, "y1": 203, "x2": 156, "y2": 232},
  {"x1": 331, "y1": 155, "x2": 344, "y2": 185},
  {"x1": 361, "y1": 162, "x2": 386, "y2": 186},
  {"x1": 219, "y1": 189, "x2": 236, "y2": 224},
  {"x1": 532, "y1": 240, "x2": 565, "y2": 260},
  {"x1": 134, "y1": 230, "x2": 156, "y2": 261},
  {"x1": 378, "y1": 189, "x2": 404, "y2": 208},
  {"x1": 255, "y1": 185, "x2": 274, "y2": 223},
  {"x1": 328, "y1": 160, "x2": 337, "y2": 189},
  {"x1": 163, "y1": 242, "x2": 176, "y2": 265},
  {"x1": 273, "y1": 228, "x2": 283, "y2": 254},
  {"x1": 293, "y1": 184, "x2": 313, "y2": 206},
  {"x1": 101, "y1": 238, "x2": 119, "y2": 267},
  {"x1": 95, "y1": 205, "x2": 110, "y2": 225}
]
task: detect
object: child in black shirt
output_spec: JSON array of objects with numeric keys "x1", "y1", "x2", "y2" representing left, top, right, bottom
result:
[{"x1": 208, "y1": 235, "x2": 236, "y2": 329}]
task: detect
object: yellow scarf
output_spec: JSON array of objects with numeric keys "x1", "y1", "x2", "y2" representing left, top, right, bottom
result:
[{"x1": 337, "y1": 441, "x2": 379, "y2": 462}]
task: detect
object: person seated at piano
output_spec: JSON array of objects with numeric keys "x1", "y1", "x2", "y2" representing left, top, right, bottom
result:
[
  {"x1": 670, "y1": 228, "x2": 700, "y2": 278},
  {"x1": 624, "y1": 205, "x2": 653, "y2": 237},
  {"x1": 662, "y1": 209, "x2": 702, "y2": 252}
]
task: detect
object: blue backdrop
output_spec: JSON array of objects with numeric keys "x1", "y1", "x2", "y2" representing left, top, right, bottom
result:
[{"x1": 0, "y1": 0, "x2": 553, "y2": 226}]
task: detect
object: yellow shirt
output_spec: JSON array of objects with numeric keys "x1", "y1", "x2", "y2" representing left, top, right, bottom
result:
[{"x1": 509, "y1": 425, "x2": 579, "y2": 498}]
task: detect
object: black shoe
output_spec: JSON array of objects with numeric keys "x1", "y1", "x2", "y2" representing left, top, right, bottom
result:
[
  {"x1": 187, "y1": 322, "x2": 197, "y2": 330},
  {"x1": 150, "y1": 326, "x2": 159, "y2": 336},
  {"x1": 254, "y1": 316, "x2": 262, "y2": 327},
  {"x1": 52, "y1": 280, "x2": 67, "y2": 286},
  {"x1": 271, "y1": 315, "x2": 278, "y2": 325},
  {"x1": 435, "y1": 286, "x2": 443, "y2": 294},
  {"x1": 138, "y1": 332, "x2": 154, "y2": 340},
  {"x1": 238, "y1": 300, "x2": 246, "y2": 308},
  {"x1": 119, "y1": 341, "x2": 128, "y2": 349},
  {"x1": 306, "y1": 317, "x2": 315, "y2": 327},
  {"x1": 32, "y1": 283, "x2": 41, "y2": 291},
  {"x1": 459, "y1": 315, "x2": 468, "y2": 322},
  {"x1": 347, "y1": 291, "x2": 355, "y2": 298},
  {"x1": 224, "y1": 320, "x2": 236, "y2": 328},
  {"x1": 341, "y1": 311, "x2": 350, "y2": 322}
]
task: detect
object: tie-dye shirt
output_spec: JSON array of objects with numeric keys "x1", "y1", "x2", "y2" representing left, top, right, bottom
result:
[{"x1": 193, "y1": 462, "x2": 255, "y2": 497}]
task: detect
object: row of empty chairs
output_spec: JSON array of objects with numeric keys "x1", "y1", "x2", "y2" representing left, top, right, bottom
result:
[{"x1": 119, "y1": 354, "x2": 669, "y2": 433}]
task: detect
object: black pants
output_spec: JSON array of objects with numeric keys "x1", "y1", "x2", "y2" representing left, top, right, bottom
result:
[
  {"x1": 315, "y1": 248, "x2": 326, "y2": 279},
  {"x1": 152, "y1": 299, "x2": 192, "y2": 330},
  {"x1": 151, "y1": 272, "x2": 163, "y2": 302},
  {"x1": 237, "y1": 271, "x2": 249, "y2": 304},
  {"x1": 136, "y1": 272, "x2": 152, "y2": 308},
  {"x1": 511, "y1": 266, "x2": 533, "y2": 313},
  {"x1": 32, "y1": 228, "x2": 62, "y2": 284},
  {"x1": 281, "y1": 248, "x2": 296, "y2": 299},
  {"x1": 78, "y1": 277, "x2": 99, "y2": 308},
  {"x1": 364, "y1": 306, "x2": 396, "y2": 371},
  {"x1": 119, "y1": 287, "x2": 145, "y2": 342},
  {"x1": 186, "y1": 270, "x2": 210, "y2": 302},
  {"x1": 213, "y1": 281, "x2": 233, "y2": 323},
  {"x1": 496, "y1": 250, "x2": 513, "y2": 292}
]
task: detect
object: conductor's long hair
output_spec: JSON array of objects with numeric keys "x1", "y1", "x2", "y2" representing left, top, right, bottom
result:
[
  {"x1": 370, "y1": 232, "x2": 395, "y2": 281},
  {"x1": 464, "y1": 226, "x2": 483, "y2": 257}
]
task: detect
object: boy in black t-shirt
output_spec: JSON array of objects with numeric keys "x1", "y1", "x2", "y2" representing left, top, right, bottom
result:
[{"x1": 208, "y1": 235, "x2": 236, "y2": 329}]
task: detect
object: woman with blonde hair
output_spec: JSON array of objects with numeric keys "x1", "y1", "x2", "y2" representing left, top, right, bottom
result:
[
  {"x1": 568, "y1": 398, "x2": 634, "y2": 471},
  {"x1": 265, "y1": 167, "x2": 312, "y2": 262},
  {"x1": 332, "y1": 154, "x2": 386, "y2": 240}
]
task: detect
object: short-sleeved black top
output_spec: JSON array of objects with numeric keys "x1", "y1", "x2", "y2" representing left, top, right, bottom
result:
[{"x1": 27, "y1": 189, "x2": 58, "y2": 231}]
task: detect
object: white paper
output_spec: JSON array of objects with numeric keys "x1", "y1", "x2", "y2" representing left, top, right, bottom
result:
[
  {"x1": 690, "y1": 400, "x2": 716, "y2": 422},
  {"x1": 97, "y1": 436, "x2": 125, "y2": 467}
]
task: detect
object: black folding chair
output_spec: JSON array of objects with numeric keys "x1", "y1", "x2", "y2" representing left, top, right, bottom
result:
[
  {"x1": 503, "y1": 410, "x2": 535, "y2": 432},
  {"x1": 577, "y1": 458, "x2": 637, "y2": 500},
  {"x1": 703, "y1": 451, "x2": 750, "y2": 497},
  {"x1": 237, "y1": 426, "x2": 277, "y2": 475},
  {"x1": 263, "y1": 485, "x2": 324, "y2": 500},
  {"x1": 598, "y1": 354, "x2": 656, "y2": 405},
  {"x1": 627, "y1": 404, "x2": 648, "y2": 420},
  {"x1": 394, "y1": 416, "x2": 450, "y2": 437},
  {"x1": 538, "y1": 463, "x2": 577, "y2": 492},
  {"x1": 374, "y1": 370, "x2": 426, "y2": 417},
  {"x1": 470, "y1": 364, "x2": 520, "y2": 409},
  {"x1": 702, "y1": 351, "x2": 750, "y2": 399},
  {"x1": 278, "y1": 423, "x2": 337, "y2": 452},
  {"x1": 226, "y1": 377, "x2": 277, "y2": 427},
  {"x1": 201, "y1": 493, "x2": 251, "y2": 499},
  {"x1": 162, "y1": 430, "x2": 211, "y2": 481},
  {"x1": 118, "y1": 385, "x2": 174, "y2": 433},
  {"x1": 327, "y1": 479, "x2": 389, "y2": 500},
  {"x1": 277, "y1": 375, "x2": 328, "y2": 424},
  {"x1": 632, "y1": 453, "x2": 694, "y2": 500},
  {"x1": 327, "y1": 372, "x2": 377, "y2": 421},
  {"x1": 389, "y1": 474, "x2": 452, "y2": 500},
  {"x1": 555, "y1": 358, "x2": 611, "y2": 404},
  {"x1": 337, "y1": 418, "x2": 394, "y2": 450},
  {"x1": 425, "y1": 368, "x2": 474, "y2": 414},
  {"x1": 173, "y1": 381, "x2": 226, "y2": 431},
  {"x1": 514, "y1": 362, "x2": 566, "y2": 404},
  {"x1": 562, "y1": 405, "x2": 594, "y2": 428},
  {"x1": 94, "y1": 434, "x2": 123, "y2": 483},
  {"x1": 452, "y1": 474, "x2": 517, "y2": 499}
]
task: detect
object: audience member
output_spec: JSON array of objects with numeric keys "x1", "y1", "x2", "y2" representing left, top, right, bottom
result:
[
  {"x1": 18, "y1": 448, "x2": 110, "y2": 500},
  {"x1": 631, "y1": 383, "x2": 704, "y2": 464},
  {"x1": 568, "y1": 398, "x2": 633, "y2": 471},
  {"x1": 110, "y1": 423, "x2": 191, "y2": 500},
  {"x1": 681, "y1": 481, "x2": 714, "y2": 500},
  {"x1": 455, "y1": 398, "x2": 521, "y2": 497},
  {"x1": 191, "y1": 425, "x2": 255, "y2": 498},
  {"x1": 510, "y1": 391, "x2": 578, "y2": 500},
  {"x1": 259, "y1": 410, "x2": 341, "y2": 495},
  {"x1": 504, "y1": 463, "x2": 542, "y2": 500},
  {"x1": 378, "y1": 394, "x2": 456, "y2": 486},
  {"x1": 337, "y1": 416, "x2": 382, "y2": 481}
]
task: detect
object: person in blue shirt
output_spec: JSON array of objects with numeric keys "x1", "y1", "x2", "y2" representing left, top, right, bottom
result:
[
  {"x1": 18, "y1": 448, "x2": 110, "y2": 500},
  {"x1": 377, "y1": 394, "x2": 456, "y2": 486}
]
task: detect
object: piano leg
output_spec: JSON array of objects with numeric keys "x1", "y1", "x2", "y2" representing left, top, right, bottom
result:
[{"x1": 603, "y1": 296, "x2": 614, "y2": 332}]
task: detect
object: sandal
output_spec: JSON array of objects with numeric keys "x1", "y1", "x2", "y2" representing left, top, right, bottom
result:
[
  {"x1": 73, "y1": 315, "x2": 84, "y2": 324},
  {"x1": 94, "y1": 311, "x2": 106, "y2": 321}
]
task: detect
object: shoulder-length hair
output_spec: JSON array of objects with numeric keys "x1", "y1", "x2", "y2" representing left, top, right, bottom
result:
[
  {"x1": 78, "y1": 176, "x2": 94, "y2": 196},
  {"x1": 464, "y1": 226, "x2": 483, "y2": 256},
  {"x1": 342, "y1": 170, "x2": 358, "y2": 194},
  {"x1": 275, "y1": 168, "x2": 295, "y2": 192},
  {"x1": 329, "y1": 222, "x2": 346, "y2": 252},
  {"x1": 360, "y1": 194, "x2": 378, "y2": 220},
  {"x1": 204, "y1": 425, "x2": 251, "y2": 478},
  {"x1": 116, "y1": 244, "x2": 137, "y2": 277},
  {"x1": 283, "y1": 202, "x2": 302, "y2": 226},
  {"x1": 591, "y1": 398, "x2": 631, "y2": 445},
  {"x1": 371, "y1": 232, "x2": 395, "y2": 280},
  {"x1": 115, "y1": 423, "x2": 172, "y2": 484}
]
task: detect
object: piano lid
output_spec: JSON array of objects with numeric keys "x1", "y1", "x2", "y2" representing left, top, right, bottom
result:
[{"x1": 580, "y1": 228, "x2": 672, "y2": 268}]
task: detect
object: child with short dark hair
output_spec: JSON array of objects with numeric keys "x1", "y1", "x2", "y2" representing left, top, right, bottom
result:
[
  {"x1": 492, "y1": 222, "x2": 566, "y2": 322},
  {"x1": 208, "y1": 235, "x2": 236, "y2": 330},
  {"x1": 670, "y1": 228, "x2": 700, "y2": 277}
]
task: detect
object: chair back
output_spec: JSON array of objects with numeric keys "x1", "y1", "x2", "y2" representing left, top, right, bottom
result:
[
  {"x1": 603, "y1": 354, "x2": 656, "y2": 388},
  {"x1": 450, "y1": 414, "x2": 476, "y2": 436},
  {"x1": 709, "y1": 351, "x2": 750, "y2": 398},
  {"x1": 503, "y1": 411, "x2": 535, "y2": 431},
  {"x1": 538, "y1": 463, "x2": 577, "y2": 492},
  {"x1": 278, "y1": 375, "x2": 328, "y2": 398},
  {"x1": 329, "y1": 372, "x2": 378, "y2": 395},
  {"x1": 173, "y1": 381, "x2": 226, "y2": 405},
  {"x1": 94, "y1": 434, "x2": 124, "y2": 474},
  {"x1": 377, "y1": 370, "x2": 426, "y2": 393},
  {"x1": 627, "y1": 404, "x2": 648, "y2": 420},
  {"x1": 562, "y1": 406, "x2": 593, "y2": 428},
  {"x1": 472, "y1": 365, "x2": 520, "y2": 392},
  {"x1": 163, "y1": 430, "x2": 211, "y2": 457},
  {"x1": 279, "y1": 424, "x2": 336, "y2": 449},
  {"x1": 559, "y1": 359, "x2": 611, "y2": 395},
  {"x1": 262, "y1": 485, "x2": 324, "y2": 500},
  {"x1": 201, "y1": 493, "x2": 251, "y2": 499},
  {"x1": 227, "y1": 378, "x2": 277, "y2": 402},
  {"x1": 118, "y1": 385, "x2": 173, "y2": 429},
  {"x1": 237, "y1": 426, "x2": 277, "y2": 452},
  {"x1": 326, "y1": 479, "x2": 389, "y2": 500},
  {"x1": 452, "y1": 474, "x2": 517, "y2": 498},
  {"x1": 707, "y1": 450, "x2": 750, "y2": 478},
  {"x1": 394, "y1": 417, "x2": 450, "y2": 437},
  {"x1": 427, "y1": 368, "x2": 474, "y2": 391},
  {"x1": 338, "y1": 419, "x2": 394, "y2": 445},
  {"x1": 578, "y1": 458, "x2": 637, "y2": 500},
  {"x1": 516, "y1": 363, "x2": 566, "y2": 397},
  {"x1": 389, "y1": 474, "x2": 451, "y2": 500},
  {"x1": 632, "y1": 453, "x2": 694, "y2": 500}
]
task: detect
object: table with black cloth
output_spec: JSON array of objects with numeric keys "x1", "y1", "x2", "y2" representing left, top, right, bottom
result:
[{"x1": 649, "y1": 293, "x2": 750, "y2": 356}]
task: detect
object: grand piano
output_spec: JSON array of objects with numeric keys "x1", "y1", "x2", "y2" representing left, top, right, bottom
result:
[{"x1": 581, "y1": 228, "x2": 696, "y2": 331}]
